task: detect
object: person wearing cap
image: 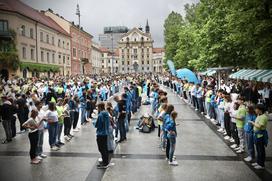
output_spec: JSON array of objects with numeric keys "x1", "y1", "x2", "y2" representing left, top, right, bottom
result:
[{"x1": 249, "y1": 104, "x2": 269, "y2": 169}]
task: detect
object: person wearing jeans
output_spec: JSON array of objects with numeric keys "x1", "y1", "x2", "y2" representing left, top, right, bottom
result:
[
  {"x1": 165, "y1": 111, "x2": 178, "y2": 166},
  {"x1": 46, "y1": 102, "x2": 59, "y2": 151},
  {"x1": 244, "y1": 106, "x2": 256, "y2": 162},
  {"x1": 95, "y1": 102, "x2": 110, "y2": 169}
]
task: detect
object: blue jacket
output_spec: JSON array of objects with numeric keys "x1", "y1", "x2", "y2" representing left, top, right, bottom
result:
[
  {"x1": 165, "y1": 118, "x2": 177, "y2": 138},
  {"x1": 244, "y1": 114, "x2": 256, "y2": 133},
  {"x1": 95, "y1": 111, "x2": 110, "y2": 136}
]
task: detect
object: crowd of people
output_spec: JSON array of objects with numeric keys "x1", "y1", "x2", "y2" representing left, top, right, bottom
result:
[
  {"x1": 159, "y1": 74, "x2": 270, "y2": 170},
  {"x1": 0, "y1": 72, "x2": 270, "y2": 170},
  {"x1": 0, "y1": 75, "x2": 124, "y2": 164}
]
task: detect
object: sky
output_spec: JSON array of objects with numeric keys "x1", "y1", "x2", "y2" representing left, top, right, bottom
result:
[{"x1": 22, "y1": 0, "x2": 199, "y2": 47}]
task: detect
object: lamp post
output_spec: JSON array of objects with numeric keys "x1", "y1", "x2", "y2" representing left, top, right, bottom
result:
[
  {"x1": 111, "y1": 33, "x2": 114, "y2": 74},
  {"x1": 76, "y1": 3, "x2": 82, "y2": 74}
]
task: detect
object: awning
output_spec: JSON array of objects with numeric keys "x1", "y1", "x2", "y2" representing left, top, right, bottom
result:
[
  {"x1": 229, "y1": 69, "x2": 272, "y2": 83},
  {"x1": 199, "y1": 70, "x2": 216, "y2": 76},
  {"x1": 229, "y1": 69, "x2": 247, "y2": 79}
]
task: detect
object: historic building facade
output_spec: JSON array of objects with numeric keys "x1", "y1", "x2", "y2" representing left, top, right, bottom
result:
[
  {"x1": 91, "y1": 42, "x2": 102, "y2": 75},
  {"x1": 45, "y1": 9, "x2": 93, "y2": 75},
  {"x1": 152, "y1": 48, "x2": 164, "y2": 73},
  {"x1": 117, "y1": 21, "x2": 154, "y2": 74},
  {"x1": 0, "y1": 0, "x2": 71, "y2": 79}
]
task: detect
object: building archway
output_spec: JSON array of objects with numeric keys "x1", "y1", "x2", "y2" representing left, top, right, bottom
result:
[{"x1": 0, "y1": 69, "x2": 9, "y2": 81}]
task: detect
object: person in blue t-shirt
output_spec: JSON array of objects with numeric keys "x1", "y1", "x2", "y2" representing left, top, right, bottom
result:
[
  {"x1": 244, "y1": 106, "x2": 257, "y2": 162},
  {"x1": 165, "y1": 111, "x2": 178, "y2": 166},
  {"x1": 95, "y1": 102, "x2": 110, "y2": 169},
  {"x1": 163, "y1": 104, "x2": 174, "y2": 158}
]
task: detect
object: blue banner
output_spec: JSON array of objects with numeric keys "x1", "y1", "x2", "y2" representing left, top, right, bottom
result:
[{"x1": 167, "y1": 60, "x2": 176, "y2": 76}]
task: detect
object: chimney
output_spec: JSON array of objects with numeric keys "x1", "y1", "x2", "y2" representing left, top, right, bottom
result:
[{"x1": 48, "y1": 8, "x2": 53, "y2": 13}]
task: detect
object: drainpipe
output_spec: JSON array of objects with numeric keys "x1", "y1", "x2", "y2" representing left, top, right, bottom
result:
[{"x1": 35, "y1": 21, "x2": 38, "y2": 63}]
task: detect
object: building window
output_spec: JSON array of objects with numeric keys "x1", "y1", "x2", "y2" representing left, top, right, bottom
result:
[
  {"x1": 133, "y1": 49, "x2": 137, "y2": 54},
  {"x1": 147, "y1": 61, "x2": 149, "y2": 64},
  {"x1": 142, "y1": 61, "x2": 144, "y2": 64},
  {"x1": 58, "y1": 39, "x2": 61, "y2": 47},
  {"x1": 67, "y1": 56, "x2": 70, "y2": 65},
  {"x1": 108, "y1": 60, "x2": 110, "y2": 64},
  {"x1": 21, "y1": 25, "x2": 25, "y2": 36},
  {"x1": 102, "y1": 59, "x2": 104, "y2": 63},
  {"x1": 46, "y1": 34, "x2": 49, "y2": 43},
  {"x1": 142, "y1": 55, "x2": 144, "y2": 59},
  {"x1": 22, "y1": 47, "x2": 26, "y2": 59},
  {"x1": 30, "y1": 49, "x2": 34, "y2": 60},
  {"x1": 142, "y1": 67, "x2": 144, "y2": 70},
  {"x1": 63, "y1": 56, "x2": 65, "y2": 64},
  {"x1": 73, "y1": 48, "x2": 76, "y2": 57},
  {"x1": 122, "y1": 55, "x2": 124, "y2": 59},
  {"x1": 30, "y1": 28, "x2": 33, "y2": 39},
  {"x1": 40, "y1": 32, "x2": 43, "y2": 42},
  {"x1": 41, "y1": 51, "x2": 44, "y2": 61},
  {"x1": 127, "y1": 55, "x2": 129, "y2": 58},
  {"x1": 63, "y1": 41, "x2": 65, "y2": 48},
  {"x1": 67, "y1": 42, "x2": 69, "y2": 49},
  {"x1": 47, "y1": 52, "x2": 50, "y2": 63},
  {"x1": 122, "y1": 61, "x2": 124, "y2": 65},
  {"x1": 116, "y1": 60, "x2": 117, "y2": 63},
  {"x1": 147, "y1": 67, "x2": 149, "y2": 70},
  {"x1": 127, "y1": 61, "x2": 130, "y2": 65},
  {"x1": 52, "y1": 37, "x2": 54, "y2": 45},
  {"x1": 52, "y1": 53, "x2": 55, "y2": 63},
  {"x1": 0, "y1": 20, "x2": 8, "y2": 32}
]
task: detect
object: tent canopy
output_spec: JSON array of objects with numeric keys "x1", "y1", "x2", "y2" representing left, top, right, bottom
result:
[
  {"x1": 199, "y1": 69, "x2": 216, "y2": 76},
  {"x1": 176, "y1": 68, "x2": 198, "y2": 84},
  {"x1": 229, "y1": 69, "x2": 272, "y2": 83}
]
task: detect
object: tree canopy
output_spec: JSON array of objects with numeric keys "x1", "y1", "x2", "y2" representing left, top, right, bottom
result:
[{"x1": 164, "y1": 0, "x2": 272, "y2": 71}]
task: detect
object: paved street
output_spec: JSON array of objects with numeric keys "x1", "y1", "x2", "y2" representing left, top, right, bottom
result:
[{"x1": 0, "y1": 87, "x2": 271, "y2": 181}]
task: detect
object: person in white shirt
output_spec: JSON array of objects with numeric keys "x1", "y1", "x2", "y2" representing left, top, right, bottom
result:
[{"x1": 22, "y1": 109, "x2": 41, "y2": 164}]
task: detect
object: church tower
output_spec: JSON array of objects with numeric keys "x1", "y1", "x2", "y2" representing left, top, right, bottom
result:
[{"x1": 145, "y1": 19, "x2": 150, "y2": 33}]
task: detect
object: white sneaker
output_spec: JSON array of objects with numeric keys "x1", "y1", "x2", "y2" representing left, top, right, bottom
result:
[
  {"x1": 40, "y1": 154, "x2": 47, "y2": 158},
  {"x1": 229, "y1": 138, "x2": 235, "y2": 143},
  {"x1": 195, "y1": 109, "x2": 198, "y2": 111},
  {"x1": 51, "y1": 146, "x2": 60, "y2": 151},
  {"x1": 224, "y1": 136, "x2": 230, "y2": 140},
  {"x1": 205, "y1": 116, "x2": 210, "y2": 119},
  {"x1": 254, "y1": 165, "x2": 264, "y2": 170},
  {"x1": 244, "y1": 156, "x2": 252, "y2": 162},
  {"x1": 73, "y1": 128, "x2": 79, "y2": 132},
  {"x1": 36, "y1": 156, "x2": 43, "y2": 160},
  {"x1": 236, "y1": 149, "x2": 244, "y2": 153},
  {"x1": 217, "y1": 128, "x2": 224, "y2": 133},
  {"x1": 223, "y1": 131, "x2": 227, "y2": 135},
  {"x1": 211, "y1": 118, "x2": 215, "y2": 122},
  {"x1": 230, "y1": 144, "x2": 237, "y2": 149},
  {"x1": 168, "y1": 160, "x2": 178, "y2": 166},
  {"x1": 201, "y1": 112, "x2": 204, "y2": 115},
  {"x1": 252, "y1": 162, "x2": 258, "y2": 166},
  {"x1": 234, "y1": 147, "x2": 240, "y2": 151}
]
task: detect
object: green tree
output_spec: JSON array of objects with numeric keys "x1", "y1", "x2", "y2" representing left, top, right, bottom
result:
[{"x1": 163, "y1": 11, "x2": 184, "y2": 64}]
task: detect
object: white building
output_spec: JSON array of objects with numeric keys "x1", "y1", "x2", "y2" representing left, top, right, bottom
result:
[{"x1": 91, "y1": 42, "x2": 102, "y2": 74}]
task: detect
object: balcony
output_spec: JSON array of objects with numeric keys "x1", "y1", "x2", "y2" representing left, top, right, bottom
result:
[{"x1": 0, "y1": 31, "x2": 13, "y2": 40}]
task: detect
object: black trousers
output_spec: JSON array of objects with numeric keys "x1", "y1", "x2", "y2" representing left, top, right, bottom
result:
[
  {"x1": 224, "y1": 113, "x2": 231, "y2": 137},
  {"x1": 166, "y1": 138, "x2": 170, "y2": 159},
  {"x1": 28, "y1": 131, "x2": 38, "y2": 159},
  {"x1": 64, "y1": 117, "x2": 71, "y2": 136},
  {"x1": 97, "y1": 135, "x2": 109, "y2": 166},
  {"x1": 256, "y1": 137, "x2": 266, "y2": 167},
  {"x1": 231, "y1": 122, "x2": 239, "y2": 145},
  {"x1": 158, "y1": 125, "x2": 161, "y2": 138},
  {"x1": 73, "y1": 111, "x2": 79, "y2": 129},
  {"x1": 11, "y1": 116, "x2": 16, "y2": 137}
]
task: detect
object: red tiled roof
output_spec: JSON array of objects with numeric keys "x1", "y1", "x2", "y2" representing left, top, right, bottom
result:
[
  {"x1": 0, "y1": 0, "x2": 69, "y2": 36},
  {"x1": 100, "y1": 47, "x2": 110, "y2": 53},
  {"x1": 153, "y1": 48, "x2": 165, "y2": 53}
]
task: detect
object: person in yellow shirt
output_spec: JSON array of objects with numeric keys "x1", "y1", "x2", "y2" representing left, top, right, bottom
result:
[{"x1": 249, "y1": 104, "x2": 268, "y2": 170}]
